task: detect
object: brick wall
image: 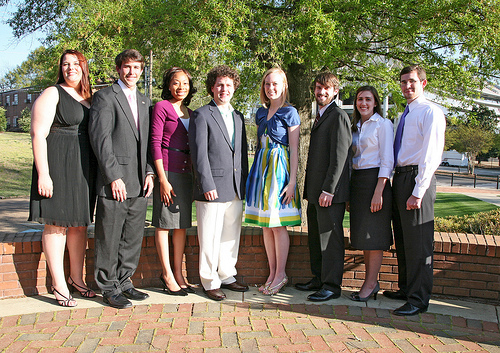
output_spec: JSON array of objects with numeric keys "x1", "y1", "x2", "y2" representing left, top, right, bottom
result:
[{"x1": 1, "y1": 227, "x2": 499, "y2": 304}]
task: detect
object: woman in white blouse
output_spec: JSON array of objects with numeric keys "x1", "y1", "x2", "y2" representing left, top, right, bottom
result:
[{"x1": 349, "y1": 86, "x2": 394, "y2": 302}]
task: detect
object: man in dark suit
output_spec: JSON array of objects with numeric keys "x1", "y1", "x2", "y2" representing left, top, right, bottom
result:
[
  {"x1": 296, "y1": 72, "x2": 352, "y2": 301},
  {"x1": 189, "y1": 65, "x2": 249, "y2": 301},
  {"x1": 89, "y1": 49, "x2": 154, "y2": 309}
]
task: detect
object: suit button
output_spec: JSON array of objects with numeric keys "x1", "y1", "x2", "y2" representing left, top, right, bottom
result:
[{"x1": 184, "y1": 161, "x2": 187, "y2": 163}]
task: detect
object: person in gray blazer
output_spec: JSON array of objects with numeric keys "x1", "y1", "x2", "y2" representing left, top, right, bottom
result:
[
  {"x1": 296, "y1": 72, "x2": 352, "y2": 301},
  {"x1": 189, "y1": 65, "x2": 249, "y2": 301},
  {"x1": 89, "y1": 49, "x2": 154, "y2": 309}
]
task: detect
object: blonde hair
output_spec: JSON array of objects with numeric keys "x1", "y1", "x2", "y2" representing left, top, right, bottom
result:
[{"x1": 259, "y1": 67, "x2": 289, "y2": 108}]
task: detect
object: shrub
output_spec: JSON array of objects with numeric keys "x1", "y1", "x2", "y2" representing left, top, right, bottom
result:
[
  {"x1": 18, "y1": 107, "x2": 31, "y2": 133},
  {"x1": 0, "y1": 107, "x2": 6, "y2": 132},
  {"x1": 435, "y1": 208, "x2": 500, "y2": 235}
]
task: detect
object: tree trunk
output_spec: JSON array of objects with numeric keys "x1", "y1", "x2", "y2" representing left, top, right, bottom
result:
[{"x1": 286, "y1": 63, "x2": 314, "y2": 226}]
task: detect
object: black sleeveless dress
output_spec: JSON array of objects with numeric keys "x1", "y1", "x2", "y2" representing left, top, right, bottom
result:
[{"x1": 29, "y1": 85, "x2": 97, "y2": 227}]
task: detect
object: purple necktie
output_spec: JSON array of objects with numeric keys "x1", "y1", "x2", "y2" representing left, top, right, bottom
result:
[{"x1": 393, "y1": 105, "x2": 409, "y2": 167}]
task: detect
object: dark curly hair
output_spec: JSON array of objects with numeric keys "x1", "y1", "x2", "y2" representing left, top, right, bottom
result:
[
  {"x1": 205, "y1": 65, "x2": 240, "y2": 97},
  {"x1": 159, "y1": 67, "x2": 197, "y2": 106},
  {"x1": 56, "y1": 49, "x2": 92, "y2": 102}
]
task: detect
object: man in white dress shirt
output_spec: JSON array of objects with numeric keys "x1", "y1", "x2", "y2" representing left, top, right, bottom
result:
[{"x1": 384, "y1": 65, "x2": 446, "y2": 316}]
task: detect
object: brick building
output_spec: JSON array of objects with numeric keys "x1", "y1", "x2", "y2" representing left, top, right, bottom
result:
[{"x1": 0, "y1": 88, "x2": 41, "y2": 131}]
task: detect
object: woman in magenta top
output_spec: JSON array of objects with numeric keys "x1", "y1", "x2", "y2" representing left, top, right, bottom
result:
[{"x1": 150, "y1": 67, "x2": 197, "y2": 296}]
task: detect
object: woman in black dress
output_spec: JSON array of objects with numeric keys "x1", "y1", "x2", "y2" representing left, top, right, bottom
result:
[{"x1": 29, "y1": 50, "x2": 96, "y2": 307}]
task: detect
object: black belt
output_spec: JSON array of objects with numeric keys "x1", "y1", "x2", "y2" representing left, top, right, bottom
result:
[
  {"x1": 395, "y1": 165, "x2": 418, "y2": 173},
  {"x1": 165, "y1": 146, "x2": 190, "y2": 155}
]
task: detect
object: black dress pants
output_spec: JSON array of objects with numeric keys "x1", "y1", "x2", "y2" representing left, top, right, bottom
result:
[
  {"x1": 306, "y1": 202, "x2": 346, "y2": 294},
  {"x1": 392, "y1": 168, "x2": 435, "y2": 308},
  {"x1": 94, "y1": 196, "x2": 148, "y2": 297}
]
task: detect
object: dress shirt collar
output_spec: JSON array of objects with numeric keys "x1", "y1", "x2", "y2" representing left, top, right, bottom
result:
[
  {"x1": 408, "y1": 94, "x2": 426, "y2": 111},
  {"x1": 117, "y1": 79, "x2": 137, "y2": 97},
  {"x1": 357, "y1": 112, "x2": 382, "y2": 129},
  {"x1": 212, "y1": 99, "x2": 234, "y2": 115},
  {"x1": 318, "y1": 100, "x2": 334, "y2": 117}
]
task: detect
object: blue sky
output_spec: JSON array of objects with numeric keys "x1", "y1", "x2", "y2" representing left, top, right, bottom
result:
[{"x1": 0, "y1": 6, "x2": 43, "y2": 77}]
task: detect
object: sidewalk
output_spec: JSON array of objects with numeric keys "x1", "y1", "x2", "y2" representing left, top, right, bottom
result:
[{"x1": 1, "y1": 190, "x2": 500, "y2": 351}]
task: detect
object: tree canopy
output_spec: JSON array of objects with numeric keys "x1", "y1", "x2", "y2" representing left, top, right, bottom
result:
[{"x1": 2, "y1": 0, "x2": 500, "y2": 113}]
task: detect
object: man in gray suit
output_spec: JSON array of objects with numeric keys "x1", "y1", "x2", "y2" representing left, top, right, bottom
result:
[
  {"x1": 89, "y1": 49, "x2": 154, "y2": 309},
  {"x1": 189, "y1": 65, "x2": 249, "y2": 301},
  {"x1": 295, "y1": 72, "x2": 351, "y2": 301}
]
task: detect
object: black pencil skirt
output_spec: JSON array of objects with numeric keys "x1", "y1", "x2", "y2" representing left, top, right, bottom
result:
[{"x1": 350, "y1": 167, "x2": 393, "y2": 250}]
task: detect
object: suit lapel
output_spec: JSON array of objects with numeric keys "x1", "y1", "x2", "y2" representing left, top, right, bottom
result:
[
  {"x1": 209, "y1": 102, "x2": 233, "y2": 150},
  {"x1": 233, "y1": 110, "x2": 241, "y2": 152},
  {"x1": 113, "y1": 83, "x2": 139, "y2": 140},
  {"x1": 312, "y1": 101, "x2": 338, "y2": 131},
  {"x1": 137, "y1": 91, "x2": 149, "y2": 142}
]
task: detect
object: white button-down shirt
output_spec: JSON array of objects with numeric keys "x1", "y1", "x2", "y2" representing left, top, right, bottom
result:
[
  {"x1": 395, "y1": 95, "x2": 446, "y2": 198},
  {"x1": 352, "y1": 112, "x2": 394, "y2": 179},
  {"x1": 215, "y1": 100, "x2": 235, "y2": 148}
]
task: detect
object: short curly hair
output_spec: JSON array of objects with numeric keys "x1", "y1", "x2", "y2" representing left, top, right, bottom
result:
[{"x1": 205, "y1": 65, "x2": 240, "y2": 97}]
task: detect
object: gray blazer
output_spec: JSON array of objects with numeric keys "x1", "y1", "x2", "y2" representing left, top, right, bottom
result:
[
  {"x1": 189, "y1": 100, "x2": 248, "y2": 202},
  {"x1": 89, "y1": 82, "x2": 153, "y2": 198},
  {"x1": 304, "y1": 101, "x2": 352, "y2": 204}
]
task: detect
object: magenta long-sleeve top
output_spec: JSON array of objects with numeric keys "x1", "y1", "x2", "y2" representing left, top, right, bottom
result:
[{"x1": 150, "y1": 100, "x2": 192, "y2": 173}]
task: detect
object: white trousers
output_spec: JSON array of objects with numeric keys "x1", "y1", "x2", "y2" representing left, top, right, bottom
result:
[{"x1": 196, "y1": 197, "x2": 243, "y2": 290}]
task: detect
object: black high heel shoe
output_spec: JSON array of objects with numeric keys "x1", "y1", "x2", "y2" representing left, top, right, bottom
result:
[
  {"x1": 51, "y1": 286, "x2": 77, "y2": 307},
  {"x1": 68, "y1": 276, "x2": 96, "y2": 298},
  {"x1": 180, "y1": 285, "x2": 196, "y2": 294},
  {"x1": 159, "y1": 276, "x2": 187, "y2": 296},
  {"x1": 350, "y1": 282, "x2": 380, "y2": 302}
]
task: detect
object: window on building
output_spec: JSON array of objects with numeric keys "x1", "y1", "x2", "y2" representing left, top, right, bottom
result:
[
  {"x1": 5, "y1": 96, "x2": 10, "y2": 106},
  {"x1": 13, "y1": 94, "x2": 18, "y2": 105},
  {"x1": 26, "y1": 94, "x2": 32, "y2": 103},
  {"x1": 13, "y1": 117, "x2": 18, "y2": 127}
]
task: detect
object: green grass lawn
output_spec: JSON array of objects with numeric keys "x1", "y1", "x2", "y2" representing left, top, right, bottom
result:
[
  {"x1": 147, "y1": 192, "x2": 499, "y2": 228},
  {"x1": 0, "y1": 132, "x2": 33, "y2": 198},
  {"x1": 434, "y1": 192, "x2": 499, "y2": 218},
  {"x1": 1, "y1": 132, "x2": 498, "y2": 224}
]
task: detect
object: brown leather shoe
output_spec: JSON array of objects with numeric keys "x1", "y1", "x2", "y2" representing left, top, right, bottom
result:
[
  {"x1": 203, "y1": 288, "x2": 226, "y2": 301},
  {"x1": 221, "y1": 281, "x2": 249, "y2": 292}
]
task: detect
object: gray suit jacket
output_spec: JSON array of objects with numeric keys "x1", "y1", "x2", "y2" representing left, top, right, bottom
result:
[
  {"x1": 304, "y1": 102, "x2": 352, "y2": 204},
  {"x1": 189, "y1": 100, "x2": 248, "y2": 202},
  {"x1": 89, "y1": 82, "x2": 153, "y2": 198}
]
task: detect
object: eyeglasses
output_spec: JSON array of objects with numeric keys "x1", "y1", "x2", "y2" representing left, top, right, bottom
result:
[{"x1": 400, "y1": 79, "x2": 421, "y2": 86}]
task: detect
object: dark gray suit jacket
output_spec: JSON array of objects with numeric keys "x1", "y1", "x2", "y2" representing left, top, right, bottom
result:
[
  {"x1": 304, "y1": 102, "x2": 351, "y2": 204},
  {"x1": 189, "y1": 100, "x2": 248, "y2": 202},
  {"x1": 89, "y1": 82, "x2": 153, "y2": 198}
]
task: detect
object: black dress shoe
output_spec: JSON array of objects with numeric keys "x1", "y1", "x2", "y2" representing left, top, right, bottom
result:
[
  {"x1": 221, "y1": 281, "x2": 249, "y2": 292},
  {"x1": 295, "y1": 278, "x2": 322, "y2": 292},
  {"x1": 122, "y1": 287, "x2": 149, "y2": 301},
  {"x1": 393, "y1": 302, "x2": 427, "y2": 316},
  {"x1": 307, "y1": 288, "x2": 340, "y2": 302},
  {"x1": 383, "y1": 290, "x2": 407, "y2": 300},
  {"x1": 103, "y1": 293, "x2": 132, "y2": 309}
]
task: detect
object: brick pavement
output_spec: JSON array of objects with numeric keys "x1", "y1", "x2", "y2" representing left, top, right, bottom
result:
[{"x1": 1, "y1": 302, "x2": 499, "y2": 352}]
